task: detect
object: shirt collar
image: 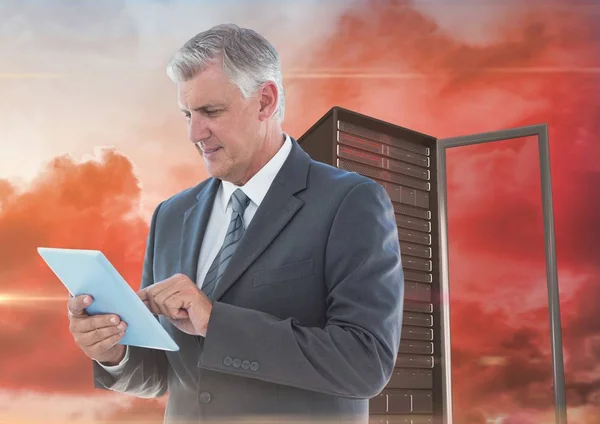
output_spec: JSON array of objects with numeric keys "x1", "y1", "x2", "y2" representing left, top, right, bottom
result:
[{"x1": 218, "y1": 133, "x2": 292, "y2": 212}]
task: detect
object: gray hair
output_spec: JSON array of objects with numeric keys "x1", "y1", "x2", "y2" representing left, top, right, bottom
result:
[{"x1": 166, "y1": 24, "x2": 285, "y2": 121}]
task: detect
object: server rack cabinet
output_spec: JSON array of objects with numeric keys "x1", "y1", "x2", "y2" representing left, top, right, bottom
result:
[{"x1": 296, "y1": 106, "x2": 566, "y2": 424}]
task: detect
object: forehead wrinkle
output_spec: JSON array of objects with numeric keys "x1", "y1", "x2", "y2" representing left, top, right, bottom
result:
[{"x1": 176, "y1": 70, "x2": 237, "y2": 113}]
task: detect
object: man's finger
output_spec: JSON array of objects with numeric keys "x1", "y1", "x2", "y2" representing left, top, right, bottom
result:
[
  {"x1": 67, "y1": 295, "x2": 92, "y2": 317},
  {"x1": 90, "y1": 330, "x2": 126, "y2": 353},
  {"x1": 165, "y1": 294, "x2": 188, "y2": 319},
  {"x1": 154, "y1": 286, "x2": 181, "y2": 318},
  {"x1": 78, "y1": 314, "x2": 122, "y2": 333},
  {"x1": 137, "y1": 288, "x2": 148, "y2": 301},
  {"x1": 138, "y1": 289, "x2": 156, "y2": 313},
  {"x1": 144, "y1": 292, "x2": 162, "y2": 316},
  {"x1": 78, "y1": 321, "x2": 127, "y2": 347},
  {"x1": 145, "y1": 289, "x2": 159, "y2": 315}
]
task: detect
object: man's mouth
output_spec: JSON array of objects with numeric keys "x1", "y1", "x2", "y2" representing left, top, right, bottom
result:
[{"x1": 202, "y1": 146, "x2": 221, "y2": 157}]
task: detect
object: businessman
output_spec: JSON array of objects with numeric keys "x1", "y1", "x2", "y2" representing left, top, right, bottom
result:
[{"x1": 67, "y1": 24, "x2": 404, "y2": 424}]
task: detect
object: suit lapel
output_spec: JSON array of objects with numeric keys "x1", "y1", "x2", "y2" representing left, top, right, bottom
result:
[
  {"x1": 175, "y1": 179, "x2": 221, "y2": 364},
  {"x1": 211, "y1": 139, "x2": 311, "y2": 301},
  {"x1": 180, "y1": 178, "x2": 220, "y2": 283}
]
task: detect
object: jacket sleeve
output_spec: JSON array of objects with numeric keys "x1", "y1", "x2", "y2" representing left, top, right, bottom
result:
[
  {"x1": 92, "y1": 201, "x2": 169, "y2": 398},
  {"x1": 199, "y1": 180, "x2": 404, "y2": 398}
]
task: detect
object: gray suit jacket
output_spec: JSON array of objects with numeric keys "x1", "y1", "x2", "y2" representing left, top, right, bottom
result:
[{"x1": 93, "y1": 138, "x2": 404, "y2": 424}]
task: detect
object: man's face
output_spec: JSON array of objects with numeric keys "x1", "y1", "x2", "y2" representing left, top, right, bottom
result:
[{"x1": 177, "y1": 61, "x2": 266, "y2": 185}]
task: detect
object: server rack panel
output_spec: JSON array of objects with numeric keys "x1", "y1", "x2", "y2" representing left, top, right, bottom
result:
[{"x1": 298, "y1": 106, "x2": 444, "y2": 424}]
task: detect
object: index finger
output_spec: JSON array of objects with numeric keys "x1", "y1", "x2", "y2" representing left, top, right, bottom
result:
[
  {"x1": 137, "y1": 288, "x2": 148, "y2": 301},
  {"x1": 67, "y1": 294, "x2": 92, "y2": 317}
]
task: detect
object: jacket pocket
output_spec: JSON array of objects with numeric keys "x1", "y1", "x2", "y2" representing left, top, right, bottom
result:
[{"x1": 253, "y1": 259, "x2": 314, "y2": 287}]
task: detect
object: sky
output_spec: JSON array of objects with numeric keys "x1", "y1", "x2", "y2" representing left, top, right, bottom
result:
[{"x1": 1, "y1": 0, "x2": 599, "y2": 423}]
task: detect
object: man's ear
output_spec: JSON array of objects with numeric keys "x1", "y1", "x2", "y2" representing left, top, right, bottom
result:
[{"x1": 258, "y1": 81, "x2": 279, "y2": 121}]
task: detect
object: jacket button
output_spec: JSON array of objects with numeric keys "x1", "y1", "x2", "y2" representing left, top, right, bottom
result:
[
  {"x1": 250, "y1": 361, "x2": 259, "y2": 371},
  {"x1": 223, "y1": 356, "x2": 233, "y2": 366},
  {"x1": 199, "y1": 391, "x2": 211, "y2": 403},
  {"x1": 232, "y1": 358, "x2": 241, "y2": 368},
  {"x1": 241, "y1": 360, "x2": 250, "y2": 370}
]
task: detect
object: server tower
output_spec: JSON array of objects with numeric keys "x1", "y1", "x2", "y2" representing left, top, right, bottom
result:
[
  {"x1": 297, "y1": 106, "x2": 565, "y2": 424},
  {"x1": 298, "y1": 107, "x2": 444, "y2": 424}
]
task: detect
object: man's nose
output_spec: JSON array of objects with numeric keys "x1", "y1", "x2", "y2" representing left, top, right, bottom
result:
[{"x1": 189, "y1": 115, "x2": 211, "y2": 143}]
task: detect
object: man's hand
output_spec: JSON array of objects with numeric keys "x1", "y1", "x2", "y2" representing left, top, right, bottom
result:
[
  {"x1": 67, "y1": 295, "x2": 127, "y2": 365},
  {"x1": 138, "y1": 274, "x2": 213, "y2": 337}
]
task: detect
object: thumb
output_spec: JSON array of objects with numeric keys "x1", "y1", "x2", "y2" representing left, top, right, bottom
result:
[
  {"x1": 171, "y1": 308, "x2": 189, "y2": 319},
  {"x1": 67, "y1": 294, "x2": 92, "y2": 317}
]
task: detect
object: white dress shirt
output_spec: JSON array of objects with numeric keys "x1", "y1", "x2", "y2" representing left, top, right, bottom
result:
[
  {"x1": 195, "y1": 134, "x2": 292, "y2": 286},
  {"x1": 99, "y1": 134, "x2": 292, "y2": 372}
]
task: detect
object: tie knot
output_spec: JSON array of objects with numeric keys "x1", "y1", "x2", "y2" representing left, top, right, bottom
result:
[{"x1": 231, "y1": 189, "x2": 250, "y2": 214}]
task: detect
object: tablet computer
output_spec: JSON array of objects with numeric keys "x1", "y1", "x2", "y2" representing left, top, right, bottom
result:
[{"x1": 38, "y1": 247, "x2": 179, "y2": 352}]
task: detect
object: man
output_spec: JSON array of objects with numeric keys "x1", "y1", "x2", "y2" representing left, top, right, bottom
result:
[{"x1": 67, "y1": 24, "x2": 404, "y2": 424}]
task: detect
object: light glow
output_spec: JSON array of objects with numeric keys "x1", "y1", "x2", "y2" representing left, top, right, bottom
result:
[{"x1": 0, "y1": 293, "x2": 66, "y2": 305}]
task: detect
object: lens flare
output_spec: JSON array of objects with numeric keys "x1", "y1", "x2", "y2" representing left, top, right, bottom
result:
[{"x1": 0, "y1": 293, "x2": 66, "y2": 305}]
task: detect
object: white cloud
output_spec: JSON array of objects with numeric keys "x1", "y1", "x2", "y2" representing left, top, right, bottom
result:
[
  {"x1": 0, "y1": 389, "x2": 135, "y2": 423},
  {"x1": 0, "y1": 0, "x2": 364, "y2": 211}
]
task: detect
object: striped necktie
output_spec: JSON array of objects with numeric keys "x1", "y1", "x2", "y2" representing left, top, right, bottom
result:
[{"x1": 201, "y1": 188, "x2": 250, "y2": 300}]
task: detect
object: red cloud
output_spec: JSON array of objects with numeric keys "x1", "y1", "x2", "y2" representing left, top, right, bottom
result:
[
  {"x1": 282, "y1": 0, "x2": 600, "y2": 422},
  {"x1": 0, "y1": 1, "x2": 599, "y2": 423},
  {"x1": 0, "y1": 149, "x2": 151, "y2": 393}
]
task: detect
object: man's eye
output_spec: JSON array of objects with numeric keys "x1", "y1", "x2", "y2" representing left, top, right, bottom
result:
[{"x1": 205, "y1": 110, "x2": 220, "y2": 116}]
